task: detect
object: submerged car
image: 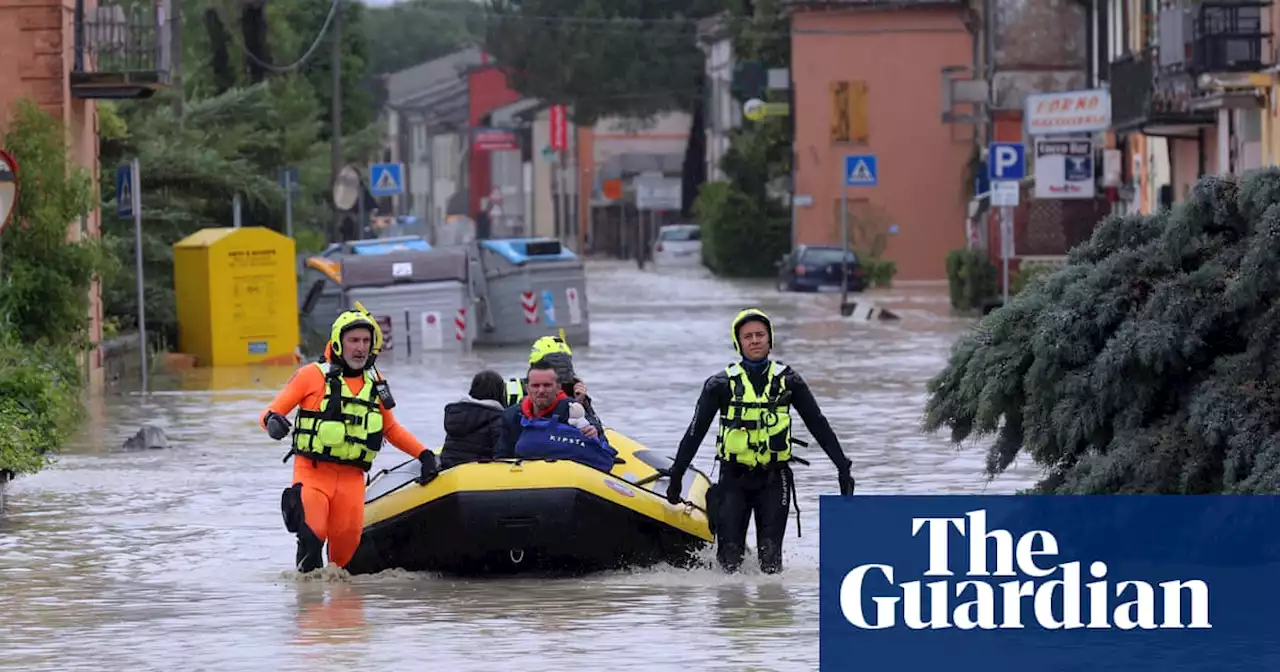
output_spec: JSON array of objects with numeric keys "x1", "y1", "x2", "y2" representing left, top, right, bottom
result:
[
  {"x1": 775, "y1": 245, "x2": 864, "y2": 292},
  {"x1": 651, "y1": 224, "x2": 702, "y2": 267}
]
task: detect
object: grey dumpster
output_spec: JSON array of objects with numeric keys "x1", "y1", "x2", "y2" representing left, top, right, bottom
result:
[
  {"x1": 299, "y1": 245, "x2": 473, "y2": 358},
  {"x1": 469, "y1": 238, "x2": 590, "y2": 347}
]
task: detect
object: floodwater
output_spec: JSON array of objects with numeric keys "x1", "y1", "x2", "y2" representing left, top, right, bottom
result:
[{"x1": 0, "y1": 260, "x2": 1039, "y2": 671}]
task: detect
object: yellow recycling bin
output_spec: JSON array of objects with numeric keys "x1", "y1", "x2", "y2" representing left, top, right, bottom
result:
[{"x1": 172, "y1": 226, "x2": 299, "y2": 367}]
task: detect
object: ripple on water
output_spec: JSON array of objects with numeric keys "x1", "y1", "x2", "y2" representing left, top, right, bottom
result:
[{"x1": 0, "y1": 261, "x2": 1039, "y2": 671}]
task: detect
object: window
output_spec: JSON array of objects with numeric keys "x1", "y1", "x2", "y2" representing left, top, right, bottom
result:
[
  {"x1": 801, "y1": 247, "x2": 858, "y2": 266},
  {"x1": 659, "y1": 225, "x2": 700, "y2": 242}
]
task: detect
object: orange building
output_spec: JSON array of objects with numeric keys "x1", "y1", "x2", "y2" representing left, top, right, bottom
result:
[
  {"x1": 0, "y1": 0, "x2": 169, "y2": 389},
  {"x1": 784, "y1": 2, "x2": 974, "y2": 282}
]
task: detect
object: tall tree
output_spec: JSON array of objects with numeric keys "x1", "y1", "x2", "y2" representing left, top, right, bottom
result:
[
  {"x1": 923, "y1": 170, "x2": 1280, "y2": 495},
  {"x1": 480, "y1": 0, "x2": 722, "y2": 124}
]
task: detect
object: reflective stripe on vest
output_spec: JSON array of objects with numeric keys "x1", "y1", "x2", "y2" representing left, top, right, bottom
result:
[
  {"x1": 505, "y1": 377, "x2": 526, "y2": 407},
  {"x1": 291, "y1": 362, "x2": 385, "y2": 471},
  {"x1": 716, "y1": 360, "x2": 793, "y2": 468}
]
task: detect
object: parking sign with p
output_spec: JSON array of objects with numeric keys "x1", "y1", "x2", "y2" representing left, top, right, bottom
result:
[{"x1": 988, "y1": 142, "x2": 1026, "y2": 182}]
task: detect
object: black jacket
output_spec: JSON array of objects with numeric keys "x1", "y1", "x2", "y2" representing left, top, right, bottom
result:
[
  {"x1": 495, "y1": 397, "x2": 605, "y2": 459},
  {"x1": 668, "y1": 360, "x2": 852, "y2": 475},
  {"x1": 439, "y1": 395, "x2": 505, "y2": 468}
]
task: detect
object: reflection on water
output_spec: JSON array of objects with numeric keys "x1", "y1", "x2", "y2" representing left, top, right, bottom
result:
[{"x1": 0, "y1": 261, "x2": 1038, "y2": 671}]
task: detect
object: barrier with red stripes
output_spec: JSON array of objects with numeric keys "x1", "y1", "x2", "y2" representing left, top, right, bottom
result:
[
  {"x1": 455, "y1": 308, "x2": 467, "y2": 341},
  {"x1": 521, "y1": 291, "x2": 537, "y2": 323}
]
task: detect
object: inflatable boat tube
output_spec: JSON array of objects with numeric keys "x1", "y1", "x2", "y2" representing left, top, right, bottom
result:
[{"x1": 345, "y1": 429, "x2": 714, "y2": 576}]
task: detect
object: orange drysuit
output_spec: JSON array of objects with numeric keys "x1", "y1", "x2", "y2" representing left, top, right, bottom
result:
[{"x1": 261, "y1": 363, "x2": 427, "y2": 569}]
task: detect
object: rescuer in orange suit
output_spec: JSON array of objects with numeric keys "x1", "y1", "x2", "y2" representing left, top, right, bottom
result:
[{"x1": 260, "y1": 309, "x2": 439, "y2": 573}]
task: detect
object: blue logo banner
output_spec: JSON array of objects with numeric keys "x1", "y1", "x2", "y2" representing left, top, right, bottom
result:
[{"x1": 819, "y1": 495, "x2": 1280, "y2": 671}]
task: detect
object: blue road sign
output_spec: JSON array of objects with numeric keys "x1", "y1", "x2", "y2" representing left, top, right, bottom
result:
[
  {"x1": 115, "y1": 163, "x2": 135, "y2": 219},
  {"x1": 987, "y1": 142, "x2": 1026, "y2": 181},
  {"x1": 844, "y1": 154, "x2": 878, "y2": 187},
  {"x1": 369, "y1": 162, "x2": 404, "y2": 197},
  {"x1": 279, "y1": 167, "x2": 300, "y2": 192}
]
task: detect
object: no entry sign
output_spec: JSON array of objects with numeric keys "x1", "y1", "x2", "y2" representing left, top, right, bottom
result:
[{"x1": 0, "y1": 149, "x2": 16, "y2": 233}]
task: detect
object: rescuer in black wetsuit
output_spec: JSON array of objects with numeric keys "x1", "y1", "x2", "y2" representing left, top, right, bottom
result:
[{"x1": 665, "y1": 308, "x2": 857, "y2": 574}]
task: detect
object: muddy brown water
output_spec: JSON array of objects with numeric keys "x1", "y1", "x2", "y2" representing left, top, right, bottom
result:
[{"x1": 0, "y1": 261, "x2": 1038, "y2": 671}]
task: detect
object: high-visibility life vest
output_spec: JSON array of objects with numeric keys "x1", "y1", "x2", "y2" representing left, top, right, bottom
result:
[
  {"x1": 505, "y1": 377, "x2": 526, "y2": 407},
  {"x1": 716, "y1": 360, "x2": 793, "y2": 468},
  {"x1": 290, "y1": 362, "x2": 385, "y2": 471}
]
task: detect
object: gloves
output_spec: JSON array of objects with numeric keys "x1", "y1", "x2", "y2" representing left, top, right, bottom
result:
[
  {"x1": 265, "y1": 411, "x2": 291, "y2": 441},
  {"x1": 838, "y1": 465, "x2": 856, "y2": 496},
  {"x1": 665, "y1": 469, "x2": 684, "y2": 505},
  {"x1": 417, "y1": 450, "x2": 440, "y2": 486}
]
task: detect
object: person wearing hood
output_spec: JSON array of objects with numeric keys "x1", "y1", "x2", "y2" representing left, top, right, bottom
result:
[
  {"x1": 494, "y1": 359, "x2": 613, "y2": 471},
  {"x1": 439, "y1": 370, "x2": 507, "y2": 469},
  {"x1": 505, "y1": 336, "x2": 596, "y2": 418},
  {"x1": 663, "y1": 308, "x2": 857, "y2": 574}
]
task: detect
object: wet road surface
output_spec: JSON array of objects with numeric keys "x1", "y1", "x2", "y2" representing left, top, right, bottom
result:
[{"x1": 0, "y1": 260, "x2": 1039, "y2": 671}]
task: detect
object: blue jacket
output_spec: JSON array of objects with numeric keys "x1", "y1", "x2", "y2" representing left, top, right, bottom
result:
[{"x1": 495, "y1": 398, "x2": 612, "y2": 470}]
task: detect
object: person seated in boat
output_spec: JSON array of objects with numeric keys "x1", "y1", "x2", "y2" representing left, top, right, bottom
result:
[
  {"x1": 438, "y1": 369, "x2": 506, "y2": 469},
  {"x1": 495, "y1": 359, "x2": 615, "y2": 471},
  {"x1": 505, "y1": 336, "x2": 597, "y2": 420}
]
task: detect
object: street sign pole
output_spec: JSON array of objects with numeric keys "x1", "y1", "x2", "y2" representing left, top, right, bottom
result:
[
  {"x1": 131, "y1": 157, "x2": 148, "y2": 393},
  {"x1": 839, "y1": 154, "x2": 877, "y2": 316},
  {"x1": 840, "y1": 181, "x2": 849, "y2": 309},
  {"x1": 284, "y1": 171, "x2": 294, "y2": 238},
  {"x1": 1001, "y1": 205, "x2": 1012, "y2": 306}
]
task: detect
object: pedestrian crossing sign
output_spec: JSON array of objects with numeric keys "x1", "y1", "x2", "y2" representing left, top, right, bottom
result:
[
  {"x1": 368, "y1": 162, "x2": 404, "y2": 197},
  {"x1": 844, "y1": 154, "x2": 878, "y2": 187}
]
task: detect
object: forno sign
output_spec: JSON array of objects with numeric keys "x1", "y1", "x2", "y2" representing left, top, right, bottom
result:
[{"x1": 1024, "y1": 89, "x2": 1111, "y2": 136}]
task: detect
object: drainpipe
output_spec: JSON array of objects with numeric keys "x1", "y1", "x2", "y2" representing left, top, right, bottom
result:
[
  {"x1": 984, "y1": 0, "x2": 996, "y2": 149},
  {"x1": 1198, "y1": 128, "x2": 1206, "y2": 175}
]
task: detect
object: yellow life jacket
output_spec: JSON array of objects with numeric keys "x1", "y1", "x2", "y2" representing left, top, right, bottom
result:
[
  {"x1": 505, "y1": 377, "x2": 526, "y2": 407},
  {"x1": 716, "y1": 360, "x2": 793, "y2": 468},
  {"x1": 290, "y1": 362, "x2": 385, "y2": 471}
]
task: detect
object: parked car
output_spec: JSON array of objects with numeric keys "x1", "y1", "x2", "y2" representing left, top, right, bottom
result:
[
  {"x1": 775, "y1": 245, "x2": 865, "y2": 292},
  {"x1": 651, "y1": 223, "x2": 702, "y2": 267}
]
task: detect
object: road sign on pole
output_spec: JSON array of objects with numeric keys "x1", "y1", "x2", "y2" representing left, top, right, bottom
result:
[
  {"x1": 839, "y1": 154, "x2": 878, "y2": 317},
  {"x1": 843, "y1": 154, "x2": 878, "y2": 187},
  {"x1": 369, "y1": 162, "x2": 404, "y2": 197},
  {"x1": 987, "y1": 143, "x2": 1026, "y2": 182},
  {"x1": 125, "y1": 157, "x2": 148, "y2": 392}
]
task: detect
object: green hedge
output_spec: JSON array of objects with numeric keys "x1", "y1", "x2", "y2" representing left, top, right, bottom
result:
[
  {"x1": 945, "y1": 248, "x2": 998, "y2": 311},
  {"x1": 0, "y1": 100, "x2": 110, "y2": 476},
  {"x1": 694, "y1": 181, "x2": 789, "y2": 277}
]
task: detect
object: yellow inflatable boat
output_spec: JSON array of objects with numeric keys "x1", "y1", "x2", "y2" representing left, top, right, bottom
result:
[{"x1": 344, "y1": 429, "x2": 715, "y2": 576}]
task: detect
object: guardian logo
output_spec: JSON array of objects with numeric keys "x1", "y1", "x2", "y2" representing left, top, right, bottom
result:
[
  {"x1": 839, "y1": 510, "x2": 1211, "y2": 631},
  {"x1": 818, "y1": 496, "x2": 1279, "y2": 671}
]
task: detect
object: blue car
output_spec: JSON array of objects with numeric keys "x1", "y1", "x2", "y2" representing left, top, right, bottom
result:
[{"x1": 775, "y1": 245, "x2": 865, "y2": 293}]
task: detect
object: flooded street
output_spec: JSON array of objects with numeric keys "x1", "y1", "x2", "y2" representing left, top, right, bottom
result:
[{"x1": 0, "y1": 261, "x2": 1038, "y2": 671}]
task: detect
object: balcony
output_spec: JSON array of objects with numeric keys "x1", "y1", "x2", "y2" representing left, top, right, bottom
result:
[
  {"x1": 1159, "y1": 0, "x2": 1272, "y2": 75},
  {"x1": 1110, "y1": 49, "x2": 1216, "y2": 138},
  {"x1": 71, "y1": 1, "x2": 171, "y2": 100}
]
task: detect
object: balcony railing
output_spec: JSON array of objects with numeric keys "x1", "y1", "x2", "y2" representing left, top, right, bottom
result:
[
  {"x1": 71, "y1": 1, "x2": 171, "y2": 99},
  {"x1": 1158, "y1": 0, "x2": 1272, "y2": 75},
  {"x1": 1110, "y1": 48, "x2": 1216, "y2": 136}
]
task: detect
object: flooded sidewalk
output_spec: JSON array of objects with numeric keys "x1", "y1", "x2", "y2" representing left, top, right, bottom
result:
[{"x1": 0, "y1": 261, "x2": 1038, "y2": 671}]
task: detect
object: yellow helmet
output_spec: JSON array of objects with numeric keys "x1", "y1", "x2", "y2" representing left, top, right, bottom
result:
[
  {"x1": 329, "y1": 310, "x2": 382, "y2": 362},
  {"x1": 731, "y1": 308, "x2": 773, "y2": 354},
  {"x1": 529, "y1": 335, "x2": 572, "y2": 364}
]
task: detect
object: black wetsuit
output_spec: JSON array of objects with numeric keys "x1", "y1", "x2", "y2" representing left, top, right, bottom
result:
[{"x1": 668, "y1": 360, "x2": 852, "y2": 574}]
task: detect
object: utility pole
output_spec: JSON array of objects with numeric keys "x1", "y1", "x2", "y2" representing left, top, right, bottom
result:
[
  {"x1": 330, "y1": 0, "x2": 344, "y2": 243},
  {"x1": 170, "y1": 0, "x2": 182, "y2": 120}
]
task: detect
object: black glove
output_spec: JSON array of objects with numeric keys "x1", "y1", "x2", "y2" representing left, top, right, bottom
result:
[
  {"x1": 665, "y1": 469, "x2": 684, "y2": 505},
  {"x1": 417, "y1": 450, "x2": 440, "y2": 486},
  {"x1": 265, "y1": 411, "x2": 291, "y2": 441},
  {"x1": 838, "y1": 466, "x2": 856, "y2": 496}
]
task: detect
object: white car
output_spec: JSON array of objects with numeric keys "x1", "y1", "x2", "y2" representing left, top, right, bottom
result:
[{"x1": 651, "y1": 224, "x2": 702, "y2": 267}]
